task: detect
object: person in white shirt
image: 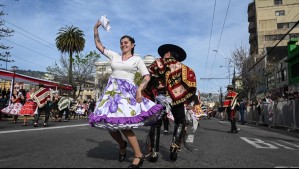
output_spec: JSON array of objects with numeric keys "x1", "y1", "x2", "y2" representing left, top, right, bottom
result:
[{"x1": 90, "y1": 20, "x2": 163, "y2": 168}]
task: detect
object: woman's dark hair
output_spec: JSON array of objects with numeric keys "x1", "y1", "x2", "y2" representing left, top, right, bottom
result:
[{"x1": 120, "y1": 35, "x2": 135, "y2": 55}]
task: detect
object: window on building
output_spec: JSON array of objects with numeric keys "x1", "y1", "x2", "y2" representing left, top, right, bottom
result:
[
  {"x1": 274, "y1": 0, "x2": 283, "y2": 5},
  {"x1": 289, "y1": 22, "x2": 295, "y2": 28},
  {"x1": 275, "y1": 10, "x2": 285, "y2": 16},
  {"x1": 290, "y1": 33, "x2": 299, "y2": 38},
  {"x1": 267, "y1": 75, "x2": 276, "y2": 88},
  {"x1": 277, "y1": 23, "x2": 289, "y2": 29},
  {"x1": 277, "y1": 34, "x2": 287, "y2": 40},
  {"x1": 278, "y1": 22, "x2": 299, "y2": 29},
  {"x1": 282, "y1": 69, "x2": 287, "y2": 81},
  {"x1": 265, "y1": 35, "x2": 277, "y2": 41},
  {"x1": 277, "y1": 72, "x2": 282, "y2": 83}
]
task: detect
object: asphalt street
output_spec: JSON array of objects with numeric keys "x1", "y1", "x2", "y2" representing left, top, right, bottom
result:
[{"x1": 0, "y1": 117, "x2": 299, "y2": 168}]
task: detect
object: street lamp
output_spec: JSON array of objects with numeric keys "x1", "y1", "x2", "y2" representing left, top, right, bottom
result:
[
  {"x1": 213, "y1": 50, "x2": 233, "y2": 85},
  {"x1": 213, "y1": 49, "x2": 228, "y2": 60}
]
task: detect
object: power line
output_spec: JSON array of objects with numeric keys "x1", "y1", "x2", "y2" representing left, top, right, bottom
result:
[
  {"x1": 5, "y1": 19, "x2": 56, "y2": 48},
  {"x1": 3, "y1": 38, "x2": 58, "y2": 61},
  {"x1": 208, "y1": 0, "x2": 231, "y2": 79},
  {"x1": 12, "y1": 54, "x2": 47, "y2": 69},
  {"x1": 4, "y1": 25, "x2": 58, "y2": 51},
  {"x1": 203, "y1": 0, "x2": 217, "y2": 89},
  {"x1": 249, "y1": 19, "x2": 299, "y2": 72}
]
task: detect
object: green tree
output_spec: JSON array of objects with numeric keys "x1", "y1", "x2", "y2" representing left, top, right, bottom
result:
[
  {"x1": 230, "y1": 44, "x2": 258, "y2": 100},
  {"x1": 55, "y1": 25, "x2": 85, "y2": 88},
  {"x1": 0, "y1": 4, "x2": 14, "y2": 65},
  {"x1": 134, "y1": 72, "x2": 143, "y2": 86},
  {"x1": 47, "y1": 51, "x2": 100, "y2": 99}
]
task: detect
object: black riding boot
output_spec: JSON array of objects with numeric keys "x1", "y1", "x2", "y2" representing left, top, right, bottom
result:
[
  {"x1": 146, "y1": 119, "x2": 162, "y2": 162},
  {"x1": 170, "y1": 123, "x2": 186, "y2": 161}
]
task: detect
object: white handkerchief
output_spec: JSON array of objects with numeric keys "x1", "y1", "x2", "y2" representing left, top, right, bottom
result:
[{"x1": 99, "y1": 15, "x2": 111, "y2": 32}]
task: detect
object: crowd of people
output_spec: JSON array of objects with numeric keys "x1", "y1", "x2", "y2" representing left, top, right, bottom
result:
[{"x1": 0, "y1": 86, "x2": 97, "y2": 127}]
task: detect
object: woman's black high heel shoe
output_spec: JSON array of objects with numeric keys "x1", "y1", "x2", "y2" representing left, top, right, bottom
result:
[
  {"x1": 119, "y1": 141, "x2": 127, "y2": 162},
  {"x1": 128, "y1": 155, "x2": 145, "y2": 168}
]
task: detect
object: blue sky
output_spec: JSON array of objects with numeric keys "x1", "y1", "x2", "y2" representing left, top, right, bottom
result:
[{"x1": 1, "y1": 0, "x2": 252, "y2": 93}]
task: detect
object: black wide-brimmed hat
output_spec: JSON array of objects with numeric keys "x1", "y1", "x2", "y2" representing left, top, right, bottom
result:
[
  {"x1": 227, "y1": 85, "x2": 234, "y2": 89},
  {"x1": 158, "y1": 44, "x2": 187, "y2": 62}
]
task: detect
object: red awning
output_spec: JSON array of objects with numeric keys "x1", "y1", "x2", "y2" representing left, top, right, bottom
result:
[{"x1": 0, "y1": 69, "x2": 73, "y2": 90}]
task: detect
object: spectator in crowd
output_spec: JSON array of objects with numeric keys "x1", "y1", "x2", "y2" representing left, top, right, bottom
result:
[
  {"x1": 88, "y1": 99, "x2": 96, "y2": 117},
  {"x1": 257, "y1": 98, "x2": 262, "y2": 123},
  {"x1": 2, "y1": 88, "x2": 7, "y2": 98},
  {"x1": 0, "y1": 95, "x2": 7, "y2": 120},
  {"x1": 239, "y1": 100, "x2": 246, "y2": 125}
]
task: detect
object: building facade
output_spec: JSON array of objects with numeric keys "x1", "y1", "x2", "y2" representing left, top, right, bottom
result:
[{"x1": 247, "y1": 0, "x2": 299, "y2": 97}]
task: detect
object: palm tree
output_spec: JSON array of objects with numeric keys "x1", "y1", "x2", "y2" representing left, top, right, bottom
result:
[{"x1": 55, "y1": 25, "x2": 85, "y2": 87}]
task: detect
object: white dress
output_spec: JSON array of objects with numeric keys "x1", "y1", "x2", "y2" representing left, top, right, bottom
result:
[{"x1": 89, "y1": 49, "x2": 163, "y2": 130}]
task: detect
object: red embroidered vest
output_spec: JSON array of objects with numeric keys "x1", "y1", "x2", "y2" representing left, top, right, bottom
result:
[{"x1": 223, "y1": 91, "x2": 238, "y2": 108}]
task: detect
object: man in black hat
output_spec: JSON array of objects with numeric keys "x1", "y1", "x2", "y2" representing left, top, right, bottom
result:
[
  {"x1": 223, "y1": 85, "x2": 239, "y2": 133},
  {"x1": 143, "y1": 44, "x2": 197, "y2": 162}
]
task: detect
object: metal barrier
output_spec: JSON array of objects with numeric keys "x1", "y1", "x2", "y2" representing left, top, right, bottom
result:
[{"x1": 245, "y1": 98, "x2": 299, "y2": 130}]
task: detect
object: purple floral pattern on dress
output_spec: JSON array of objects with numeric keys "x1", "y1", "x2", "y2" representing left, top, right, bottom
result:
[
  {"x1": 115, "y1": 79, "x2": 130, "y2": 95},
  {"x1": 94, "y1": 109, "x2": 102, "y2": 116},
  {"x1": 89, "y1": 78, "x2": 163, "y2": 130},
  {"x1": 105, "y1": 94, "x2": 123, "y2": 113},
  {"x1": 129, "y1": 98, "x2": 137, "y2": 106},
  {"x1": 142, "y1": 97, "x2": 150, "y2": 105}
]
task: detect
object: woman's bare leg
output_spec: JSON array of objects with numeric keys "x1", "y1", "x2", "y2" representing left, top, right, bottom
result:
[
  {"x1": 109, "y1": 130, "x2": 126, "y2": 154},
  {"x1": 121, "y1": 130, "x2": 143, "y2": 165}
]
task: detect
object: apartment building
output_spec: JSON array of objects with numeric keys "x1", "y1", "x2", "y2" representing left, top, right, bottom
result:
[{"x1": 248, "y1": 0, "x2": 299, "y2": 97}]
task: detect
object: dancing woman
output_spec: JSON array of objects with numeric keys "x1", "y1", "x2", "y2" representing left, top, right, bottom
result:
[
  {"x1": 89, "y1": 19, "x2": 163, "y2": 168},
  {"x1": 19, "y1": 87, "x2": 37, "y2": 126}
]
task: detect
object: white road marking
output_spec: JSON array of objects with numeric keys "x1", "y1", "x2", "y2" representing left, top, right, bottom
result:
[
  {"x1": 240, "y1": 137, "x2": 278, "y2": 149},
  {"x1": 270, "y1": 141, "x2": 295, "y2": 150},
  {"x1": 186, "y1": 135, "x2": 194, "y2": 143},
  {"x1": 278, "y1": 140, "x2": 299, "y2": 148},
  {"x1": 275, "y1": 166, "x2": 299, "y2": 168},
  {"x1": 0, "y1": 124, "x2": 90, "y2": 134}
]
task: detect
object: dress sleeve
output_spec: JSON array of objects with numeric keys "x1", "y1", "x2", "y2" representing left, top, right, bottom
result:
[
  {"x1": 103, "y1": 49, "x2": 118, "y2": 60},
  {"x1": 137, "y1": 58, "x2": 150, "y2": 76}
]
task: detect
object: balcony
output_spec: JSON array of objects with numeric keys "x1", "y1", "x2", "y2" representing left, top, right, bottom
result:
[
  {"x1": 248, "y1": 22, "x2": 257, "y2": 33},
  {"x1": 248, "y1": 3, "x2": 255, "y2": 22},
  {"x1": 249, "y1": 33, "x2": 257, "y2": 43}
]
